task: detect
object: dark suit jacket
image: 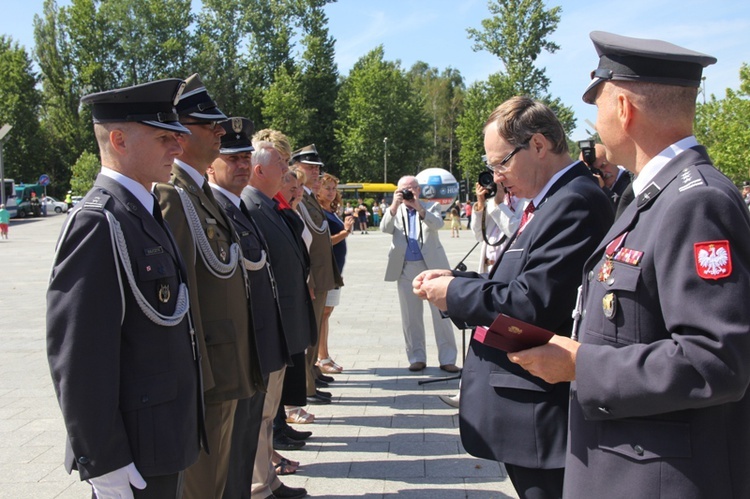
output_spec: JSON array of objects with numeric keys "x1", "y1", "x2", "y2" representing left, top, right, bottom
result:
[
  {"x1": 567, "y1": 147, "x2": 750, "y2": 498},
  {"x1": 603, "y1": 169, "x2": 632, "y2": 211},
  {"x1": 447, "y1": 162, "x2": 613, "y2": 469},
  {"x1": 212, "y1": 187, "x2": 289, "y2": 376},
  {"x1": 47, "y1": 175, "x2": 201, "y2": 480},
  {"x1": 242, "y1": 186, "x2": 316, "y2": 355},
  {"x1": 155, "y1": 165, "x2": 263, "y2": 403},
  {"x1": 298, "y1": 189, "x2": 342, "y2": 292}
]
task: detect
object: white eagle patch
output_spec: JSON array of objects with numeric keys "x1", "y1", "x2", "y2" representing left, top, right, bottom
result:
[{"x1": 694, "y1": 240, "x2": 732, "y2": 280}]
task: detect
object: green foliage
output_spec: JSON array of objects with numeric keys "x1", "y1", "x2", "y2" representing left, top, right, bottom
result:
[
  {"x1": 69, "y1": 150, "x2": 100, "y2": 195},
  {"x1": 0, "y1": 36, "x2": 46, "y2": 185},
  {"x1": 407, "y1": 63, "x2": 465, "y2": 173},
  {"x1": 334, "y1": 46, "x2": 429, "y2": 183},
  {"x1": 467, "y1": 0, "x2": 561, "y2": 96},
  {"x1": 262, "y1": 65, "x2": 312, "y2": 147},
  {"x1": 695, "y1": 63, "x2": 750, "y2": 184}
]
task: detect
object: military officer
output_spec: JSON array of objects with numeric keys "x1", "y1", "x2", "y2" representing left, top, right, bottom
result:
[
  {"x1": 47, "y1": 79, "x2": 204, "y2": 498},
  {"x1": 508, "y1": 32, "x2": 750, "y2": 498},
  {"x1": 154, "y1": 74, "x2": 264, "y2": 499}
]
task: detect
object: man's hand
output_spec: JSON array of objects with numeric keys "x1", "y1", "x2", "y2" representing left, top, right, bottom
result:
[
  {"x1": 89, "y1": 462, "x2": 146, "y2": 499},
  {"x1": 412, "y1": 270, "x2": 454, "y2": 310},
  {"x1": 390, "y1": 190, "x2": 404, "y2": 215},
  {"x1": 507, "y1": 335, "x2": 580, "y2": 384}
]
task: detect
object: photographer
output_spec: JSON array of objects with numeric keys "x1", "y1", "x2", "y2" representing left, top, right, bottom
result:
[
  {"x1": 380, "y1": 176, "x2": 458, "y2": 373},
  {"x1": 470, "y1": 168, "x2": 529, "y2": 273},
  {"x1": 579, "y1": 142, "x2": 632, "y2": 212}
]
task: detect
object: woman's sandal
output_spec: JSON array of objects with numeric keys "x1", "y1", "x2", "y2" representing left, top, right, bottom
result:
[
  {"x1": 274, "y1": 457, "x2": 298, "y2": 476},
  {"x1": 317, "y1": 357, "x2": 343, "y2": 373},
  {"x1": 286, "y1": 406, "x2": 315, "y2": 424}
]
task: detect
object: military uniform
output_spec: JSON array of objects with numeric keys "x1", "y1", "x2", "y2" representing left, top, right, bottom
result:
[{"x1": 566, "y1": 32, "x2": 750, "y2": 498}]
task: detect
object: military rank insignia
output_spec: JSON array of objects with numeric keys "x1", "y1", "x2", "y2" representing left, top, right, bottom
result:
[{"x1": 695, "y1": 240, "x2": 731, "y2": 280}]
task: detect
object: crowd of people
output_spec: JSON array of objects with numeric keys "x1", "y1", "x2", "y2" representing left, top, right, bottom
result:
[{"x1": 44, "y1": 29, "x2": 750, "y2": 499}]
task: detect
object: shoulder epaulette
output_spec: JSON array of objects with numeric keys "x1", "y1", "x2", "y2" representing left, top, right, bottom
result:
[
  {"x1": 678, "y1": 166, "x2": 705, "y2": 193},
  {"x1": 82, "y1": 190, "x2": 112, "y2": 210}
]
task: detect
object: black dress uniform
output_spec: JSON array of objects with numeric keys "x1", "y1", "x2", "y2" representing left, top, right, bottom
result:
[
  {"x1": 566, "y1": 32, "x2": 750, "y2": 498},
  {"x1": 46, "y1": 79, "x2": 203, "y2": 497}
]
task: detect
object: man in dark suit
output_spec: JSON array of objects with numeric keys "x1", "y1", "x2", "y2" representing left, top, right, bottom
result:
[
  {"x1": 291, "y1": 145, "x2": 342, "y2": 404},
  {"x1": 580, "y1": 143, "x2": 632, "y2": 211},
  {"x1": 415, "y1": 96, "x2": 613, "y2": 499},
  {"x1": 47, "y1": 79, "x2": 204, "y2": 498},
  {"x1": 243, "y1": 139, "x2": 314, "y2": 499},
  {"x1": 509, "y1": 32, "x2": 750, "y2": 499},
  {"x1": 154, "y1": 74, "x2": 264, "y2": 499}
]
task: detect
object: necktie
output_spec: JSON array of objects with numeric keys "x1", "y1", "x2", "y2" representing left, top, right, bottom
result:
[
  {"x1": 517, "y1": 201, "x2": 535, "y2": 236},
  {"x1": 615, "y1": 183, "x2": 635, "y2": 220},
  {"x1": 201, "y1": 181, "x2": 215, "y2": 201},
  {"x1": 152, "y1": 195, "x2": 165, "y2": 227}
]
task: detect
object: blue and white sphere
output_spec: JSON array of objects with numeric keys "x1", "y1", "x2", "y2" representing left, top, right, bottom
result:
[{"x1": 416, "y1": 168, "x2": 459, "y2": 213}]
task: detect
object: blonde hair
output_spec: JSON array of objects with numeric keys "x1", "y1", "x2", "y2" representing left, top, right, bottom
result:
[{"x1": 252, "y1": 128, "x2": 292, "y2": 161}]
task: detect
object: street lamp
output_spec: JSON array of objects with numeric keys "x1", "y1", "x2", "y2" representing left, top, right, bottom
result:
[
  {"x1": 383, "y1": 137, "x2": 388, "y2": 183},
  {"x1": 0, "y1": 124, "x2": 13, "y2": 206}
]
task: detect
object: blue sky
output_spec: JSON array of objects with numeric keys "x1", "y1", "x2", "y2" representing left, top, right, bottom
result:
[{"x1": 3, "y1": 0, "x2": 749, "y2": 140}]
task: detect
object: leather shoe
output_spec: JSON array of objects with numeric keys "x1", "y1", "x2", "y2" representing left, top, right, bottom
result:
[
  {"x1": 439, "y1": 394, "x2": 460, "y2": 408},
  {"x1": 306, "y1": 393, "x2": 331, "y2": 405},
  {"x1": 282, "y1": 426, "x2": 312, "y2": 441},
  {"x1": 271, "y1": 483, "x2": 308, "y2": 499},
  {"x1": 317, "y1": 373, "x2": 334, "y2": 383},
  {"x1": 314, "y1": 377, "x2": 329, "y2": 388},
  {"x1": 439, "y1": 363, "x2": 460, "y2": 373},
  {"x1": 273, "y1": 434, "x2": 305, "y2": 451},
  {"x1": 408, "y1": 361, "x2": 426, "y2": 371},
  {"x1": 316, "y1": 389, "x2": 332, "y2": 398}
]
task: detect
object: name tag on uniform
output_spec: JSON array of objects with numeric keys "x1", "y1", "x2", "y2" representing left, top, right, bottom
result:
[
  {"x1": 144, "y1": 246, "x2": 164, "y2": 256},
  {"x1": 205, "y1": 217, "x2": 217, "y2": 225}
]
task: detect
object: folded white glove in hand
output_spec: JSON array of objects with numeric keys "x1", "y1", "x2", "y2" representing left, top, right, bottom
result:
[{"x1": 89, "y1": 462, "x2": 147, "y2": 499}]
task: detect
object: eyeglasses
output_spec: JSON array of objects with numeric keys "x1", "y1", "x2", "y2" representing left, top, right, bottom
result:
[
  {"x1": 486, "y1": 140, "x2": 529, "y2": 173},
  {"x1": 182, "y1": 120, "x2": 219, "y2": 130}
]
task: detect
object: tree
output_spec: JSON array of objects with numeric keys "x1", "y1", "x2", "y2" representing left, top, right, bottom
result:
[
  {"x1": 262, "y1": 65, "x2": 313, "y2": 146},
  {"x1": 296, "y1": 0, "x2": 339, "y2": 166},
  {"x1": 467, "y1": 0, "x2": 561, "y2": 96},
  {"x1": 407, "y1": 62, "x2": 465, "y2": 172},
  {"x1": 334, "y1": 46, "x2": 429, "y2": 182},
  {"x1": 695, "y1": 64, "x2": 750, "y2": 184},
  {"x1": 69, "y1": 150, "x2": 100, "y2": 195},
  {"x1": 0, "y1": 36, "x2": 47, "y2": 185}
]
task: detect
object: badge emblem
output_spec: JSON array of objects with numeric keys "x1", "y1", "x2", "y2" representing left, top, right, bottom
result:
[
  {"x1": 158, "y1": 284, "x2": 171, "y2": 303},
  {"x1": 602, "y1": 292, "x2": 616, "y2": 319},
  {"x1": 220, "y1": 247, "x2": 227, "y2": 262},
  {"x1": 206, "y1": 225, "x2": 216, "y2": 239},
  {"x1": 508, "y1": 326, "x2": 523, "y2": 335},
  {"x1": 695, "y1": 240, "x2": 732, "y2": 280},
  {"x1": 232, "y1": 117, "x2": 243, "y2": 133}
]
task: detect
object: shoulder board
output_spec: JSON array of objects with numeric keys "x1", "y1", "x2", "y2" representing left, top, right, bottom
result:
[
  {"x1": 82, "y1": 191, "x2": 112, "y2": 211},
  {"x1": 677, "y1": 166, "x2": 706, "y2": 193}
]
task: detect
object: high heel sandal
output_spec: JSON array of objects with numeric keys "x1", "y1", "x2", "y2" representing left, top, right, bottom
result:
[
  {"x1": 285, "y1": 406, "x2": 315, "y2": 424},
  {"x1": 317, "y1": 357, "x2": 343, "y2": 373}
]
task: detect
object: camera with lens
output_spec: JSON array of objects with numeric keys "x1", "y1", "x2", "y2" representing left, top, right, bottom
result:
[
  {"x1": 577, "y1": 139, "x2": 602, "y2": 176},
  {"x1": 401, "y1": 189, "x2": 414, "y2": 201},
  {"x1": 477, "y1": 170, "x2": 497, "y2": 197}
]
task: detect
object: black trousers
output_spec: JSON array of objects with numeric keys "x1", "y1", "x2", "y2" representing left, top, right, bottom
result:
[
  {"x1": 504, "y1": 463, "x2": 564, "y2": 499},
  {"x1": 222, "y1": 392, "x2": 266, "y2": 499}
]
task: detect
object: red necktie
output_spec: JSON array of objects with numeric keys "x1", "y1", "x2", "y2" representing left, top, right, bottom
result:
[{"x1": 517, "y1": 201, "x2": 535, "y2": 236}]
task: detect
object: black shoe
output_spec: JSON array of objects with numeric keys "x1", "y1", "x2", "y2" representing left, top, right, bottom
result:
[
  {"x1": 306, "y1": 393, "x2": 331, "y2": 405},
  {"x1": 273, "y1": 434, "x2": 305, "y2": 451},
  {"x1": 317, "y1": 373, "x2": 334, "y2": 383},
  {"x1": 315, "y1": 377, "x2": 329, "y2": 388},
  {"x1": 271, "y1": 483, "x2": 308, "y2": 499},
  {"x1": 283, "y1": 426, "x2": 312, "y2": 441},
  {"x1": 316, "y1": 389, "x2": 332, "y2": 399}
]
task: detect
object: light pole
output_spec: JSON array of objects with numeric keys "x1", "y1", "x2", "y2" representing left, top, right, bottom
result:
[
  {"x1": 0, "y1": 124, "x2": 13, "y2": 207},
  {"x1": 383, "y1": 137, "x2": 388, "y2": 183}
]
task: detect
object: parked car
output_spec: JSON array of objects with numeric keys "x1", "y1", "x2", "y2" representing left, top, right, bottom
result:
[
  {"x1": 15, "y1": 199, "x2": 43, "y2": 218},
  {"x1": 44, "y1": 196, "x2": 68, "y2": 213},
  {"x1": 71, "y1": 195, "x2": 83, "y2": 206}
]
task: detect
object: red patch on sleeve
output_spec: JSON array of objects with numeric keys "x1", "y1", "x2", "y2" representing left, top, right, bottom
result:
[{"x1": 694, "y1": 240, "x2": 732, "y2": 280}]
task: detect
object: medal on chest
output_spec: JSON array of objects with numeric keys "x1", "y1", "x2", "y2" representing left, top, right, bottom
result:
[
  {"x1": 158, "y1": 283, "x2": 171, "y2": 303},
  {"x1": 597, "y1": 232, "x2": 628, "y2": 283}
]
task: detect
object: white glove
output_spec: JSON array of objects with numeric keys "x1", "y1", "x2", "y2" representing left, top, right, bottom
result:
[{"x1": 89, "y1": 462, "x2": 147, "y2": 499}]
